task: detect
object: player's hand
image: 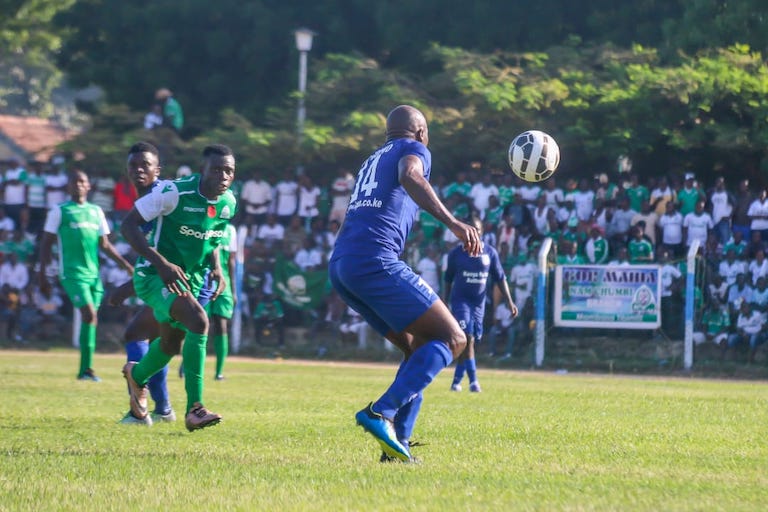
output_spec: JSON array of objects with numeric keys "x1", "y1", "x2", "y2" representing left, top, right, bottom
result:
[
  {"x1": 158, "y1": 262, "x2": 191, "y2": 296},
  {"x1": 208, "y1": 267, "x2": 226, "y2": 300},
  {"x1": 509, "y1": 301, "x2": 519, "y2": 318},
  {"x1": 450, "y1": 220, "x2": 482, "y2": 257}
]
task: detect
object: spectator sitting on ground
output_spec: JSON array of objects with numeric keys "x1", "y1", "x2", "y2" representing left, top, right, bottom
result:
[
  {"x1": 748, "y1": 249, "x2": 768, "y2": 285},
  {"x1": 725, "y1": 301, "x2": 766, "y2": 363},
  {"x1": 693, "y1": 298, "x2": 730, "y2": 347},
  {"x1": 751, "y1": 276, "x2": 768, "y2": 313},
  {"x1": 253, "y1": 213, "x2": 284, "y2": 249},
  {"x1": 727, "y1": 273, "x2": 754, "y2": 319},
  {"x1": 293, "y1": 237, "x2": 323, "y2": 272}
]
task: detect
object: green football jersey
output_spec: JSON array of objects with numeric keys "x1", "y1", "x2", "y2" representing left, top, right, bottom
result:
[
  {"x1": 135, "y1": 174, "x2": 236, "y2": 276},
  {"x1": 43, "y1": 200, "x2": 110, "y2": 280}
]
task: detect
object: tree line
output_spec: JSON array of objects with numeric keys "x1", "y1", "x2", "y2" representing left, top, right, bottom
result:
[{"x1": 2, "y1": 0, "x2": 768, "y2": 184}]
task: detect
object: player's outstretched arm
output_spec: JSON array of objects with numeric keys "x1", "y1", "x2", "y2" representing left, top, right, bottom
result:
[
  {"x1": 120, "y1": 208, "x2": 190, "y2": 295},
  {"x1": 496, "y1": 278, "x2": 519, "y2": 318},
  {"x1": 99, "y1": 235, "x2": 133, "y2": 276},
  {"x1": 398, "y1": 155, "x2": 481, "y2": 256}
]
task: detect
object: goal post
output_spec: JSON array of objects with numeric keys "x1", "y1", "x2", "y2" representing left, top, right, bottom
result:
[{"x1": 535, "y1": 237, "x2": 553, "y2": 367}]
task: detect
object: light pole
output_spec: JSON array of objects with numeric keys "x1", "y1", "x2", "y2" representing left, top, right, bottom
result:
[{"x1": 294, "y1": 27, "x2": 315, "y2": 174}]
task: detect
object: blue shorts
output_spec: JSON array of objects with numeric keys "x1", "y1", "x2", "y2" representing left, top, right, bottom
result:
[
  {"x1": 329, "y1": 255, "x2": 439, "y2": 336},
  {"x1": 450, "y1": 302, "x2": 484, "y2": 340}
]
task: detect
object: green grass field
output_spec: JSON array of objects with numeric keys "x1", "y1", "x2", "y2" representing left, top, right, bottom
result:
[{"x1": 2, "y1": 349, "x2": 767, "y2": 511}]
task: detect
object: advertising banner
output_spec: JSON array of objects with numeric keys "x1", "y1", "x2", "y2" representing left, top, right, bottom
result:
[{"x1": 554, "y1": 264, "x2": 661, "y2": 329}]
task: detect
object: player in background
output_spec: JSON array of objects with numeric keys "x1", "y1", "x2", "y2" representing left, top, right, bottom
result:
[
  {"x1": 121, "y1": 144, "x2": 236, "y2": 432},
  {"x1": 329, "y1": 105, "x2": 482, "y2": 462},
  {"x1": 445, "y1": 215, "x2": 518, "y2": 393},
  {"x1": 206, "y1": 222, "x2": 237, "y2": 381},
  {"x1": 108, "y1": 142, "x2": 184, "y2": 425},
  {"x1": 39, "y1": 170, "x2": 134, "y2": 381}
]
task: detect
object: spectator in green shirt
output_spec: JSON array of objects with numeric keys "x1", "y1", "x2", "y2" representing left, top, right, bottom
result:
[
  {"x1": 677, "y1": 173, "x2": 705, "y2": 217},
  {"x1": 626, "y1": 173, "x2": 649, "y2": 213},
  {"x1": 628, "y1": 223, "x2": 655, "y2": 263},
  {"x1": 155, "y1": 88, "x2": 184, "y2": 132}
]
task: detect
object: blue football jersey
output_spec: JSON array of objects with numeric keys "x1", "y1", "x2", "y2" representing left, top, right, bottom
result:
[
  {"x1": 332, "y1": 138, "x2": 431, "y2": 257},
  {"x1": 445, "y1": 243, "x2": 505, "y2": 309}
]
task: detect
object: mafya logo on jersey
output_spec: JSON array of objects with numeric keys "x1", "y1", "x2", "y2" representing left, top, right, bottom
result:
[{"x1": 207, "y1": 205, "x2": 217, "y2": 218}]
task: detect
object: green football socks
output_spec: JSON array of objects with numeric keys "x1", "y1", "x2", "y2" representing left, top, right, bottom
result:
[
  {"x1": 131, "y1": 338, "x2": 172, "y2": 386},
  {"x1": 78, "y1": 322, "x2": 96, "y2": 376},
  {"x1": 182, "y1": 331, "x2": 208, "y2": 413},
  {"x1": 214, "y1": 334, "x2": 228, "y2": 377}
]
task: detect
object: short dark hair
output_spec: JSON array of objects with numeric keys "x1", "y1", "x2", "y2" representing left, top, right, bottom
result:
[
  {"x1": 202, "y1": 144, "x2": 233, "y2": 158},
  {"x1": 128, "y1": 141, "x2": 159, "y2": 156}
]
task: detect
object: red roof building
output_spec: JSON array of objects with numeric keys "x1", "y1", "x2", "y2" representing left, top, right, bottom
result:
[{"x1": 0, "y1": 115, "x2": 74, "y2": 163}]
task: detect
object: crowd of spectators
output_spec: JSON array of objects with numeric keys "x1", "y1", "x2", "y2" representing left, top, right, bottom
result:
[{"x1": 3, "y1": 151, "x2": 768, "y2": 363}]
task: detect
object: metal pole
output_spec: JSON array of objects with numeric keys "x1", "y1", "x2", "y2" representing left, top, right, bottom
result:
[
  {"x1": 683, "y1": 239, "x2": 700, "y2": 370},
  {"x1": 535, "y1": 237, "x2": 553, "y2": 367},
  {"x1": 297, "y1": 50, "x2": 307, "y2": 142}
]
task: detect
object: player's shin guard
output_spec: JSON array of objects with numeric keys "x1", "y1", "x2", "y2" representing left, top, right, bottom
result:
[
  {"x1": 78, "y1": 322, "x2": 97, "y2": 376},
  {"x1": 131, "y1": 338, "x2": 172, "y2": 386},
  {"x1": 452, "y1": 361, "x2": 466, "y2": 386},
  {"x1": 182, "y1": 332, "x2": 208, "y2": 413},
  {"x1": 373, "y1": 340, "x2": 453, "y2": 419}
]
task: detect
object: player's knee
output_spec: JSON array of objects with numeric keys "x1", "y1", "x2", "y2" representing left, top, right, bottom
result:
[
  {"x1": 185, "y1": 311, "x2": 209, "y2": 335},
  {"x1": 447, "y1": 330, "x2": 467, "y2": 359},
  {"x1": 80, "y1": 306, "x2": 96, "y2": 324}
]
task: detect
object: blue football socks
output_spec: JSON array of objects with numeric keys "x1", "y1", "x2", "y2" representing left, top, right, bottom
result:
[
  {"x1": 465, "y1": 358, "x2": 477, "y2": 385},
  {"x1": 452, "y1": 360, "x2": 466, "y2": 386},
  {"x1": 373, "y1": 340, "x2": 453, "y2": 420},
  {"x1": 126, "y1": 340, "x2": 171, "y2": 415}
]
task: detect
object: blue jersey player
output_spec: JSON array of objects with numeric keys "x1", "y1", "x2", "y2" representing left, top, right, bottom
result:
[
  {"x1": 329, "y1": 105, "x2": 483, "y2": 463},
  {"x1": 444, "y1": 216, "x2": 518, "y2": 393}
]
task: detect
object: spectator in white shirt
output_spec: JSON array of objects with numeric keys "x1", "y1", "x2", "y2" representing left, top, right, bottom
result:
[
  {"x1": 44, "y1": 164, "x2": 68, "y2": 209},
  {"x1": 297, "y1": 174, "x2": 321, "y2": 232},
  {"x1": 725, "y1": 301, "x2": 766, "y2": 362},
  {"x1": 0, "y1": 210, "x2": 15, "y2": 235},
  {"x1": 3, "y1": 159, "x2": 27, "y2": 228},
  {"x1": 240, "y1": 170, "x2": 273, "y2": 227},
  {"x1": 293, "y1": 238, "x2": 323, "y2": 271},
  {"x1": 683, "y1": 199, "x2": 714, "y2": 248},
  {"x1": 748, "y1": 249, "x2": 768, "y2": 285},
  {"x1": 571, "y1": 178, "x2": 595, "y2": 222},
  {"x1": 658, "y1": 201, "x2": 684, "y2": 258},
  {"x1": 650, "y1": 176, "x2": 676, "y2": 217},
  {"x1": 747, "y1": 188, "x2": 768, "y2": 243},
  {"x1": 253, "y1": 214, "x2": 285, "y2": 249},
  {"x1": 708, "y1": 176, "x2": 734, "y2": 244},
  {"x1": 415, "y1": 245, "x2": 441, "y2": 295},
  {"x1": 0, "y1": 252, "x2": 28, "y2": 291},
  {"x1": 329, "y1": 168, "x2": 354, "y2": 224},
  {"x1": 718, "y1": 249, "x2": 747, "y2": 287},
  {"x1": 541, "y1": 178, "x2": 564, "y2": 210},
  {"x1": 469, "y1": 175, "x2": 499, "y2": 218},
  {"x1": 273, "y1": 170, "x2": 299, "y2": 225}
]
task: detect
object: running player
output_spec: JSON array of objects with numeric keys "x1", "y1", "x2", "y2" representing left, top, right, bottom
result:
[
  {"x1": 39, "y1": 170, "x2": 134, "y2": 381},
  {"x1": 121, "y1": 144, "x2": 236, "y2": 431},
  {"x1": 207, "y1": 222, "x2": 237, "y2": 381},
  {"x1": 445, "y1": 216, "x2": 518, "y2": 393},
  {"x1": 109, "y1": 142, "x2": 181, "y2": 425},
  {"x1": 329, "y1": 105, "x2": 482, "y2": 462}
]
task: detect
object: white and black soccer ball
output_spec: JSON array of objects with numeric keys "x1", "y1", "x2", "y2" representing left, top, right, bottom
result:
[{"x1": 508, "y1": 130, "x2": 560, "y2": 182}]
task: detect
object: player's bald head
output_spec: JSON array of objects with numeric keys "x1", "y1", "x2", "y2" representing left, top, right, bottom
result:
[{"x1": 385, "y1": 105, "x2": 428, "y2": 145}]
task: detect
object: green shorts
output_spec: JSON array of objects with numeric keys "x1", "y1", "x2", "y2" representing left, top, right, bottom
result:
[
  {"x1": 207, "y1": 287, "x2": 234, "y2": 319},
  {"x1": 60, "y1": 275, "x2": 104, "y2": 309},
  {"x1": 133, "y1": 269, "x2": 206, "y2": 324}
]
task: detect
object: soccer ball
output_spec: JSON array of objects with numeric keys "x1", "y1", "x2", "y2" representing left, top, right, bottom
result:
[{"x1": 508, "y1": 130, "x2": 560, "y2": 182}]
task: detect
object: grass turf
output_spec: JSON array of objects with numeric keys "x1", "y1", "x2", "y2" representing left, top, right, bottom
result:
[{"x1": 1, "y1": 349, "x2": 767, "y2": 511}]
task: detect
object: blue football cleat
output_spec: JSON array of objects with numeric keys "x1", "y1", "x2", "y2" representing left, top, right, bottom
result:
[
  {"x1": 355, "y1": 403, "x2": 411, "y2": 462},
  {"x1": 77, "y1": 369, "x2": 101, "y2": 382}
]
